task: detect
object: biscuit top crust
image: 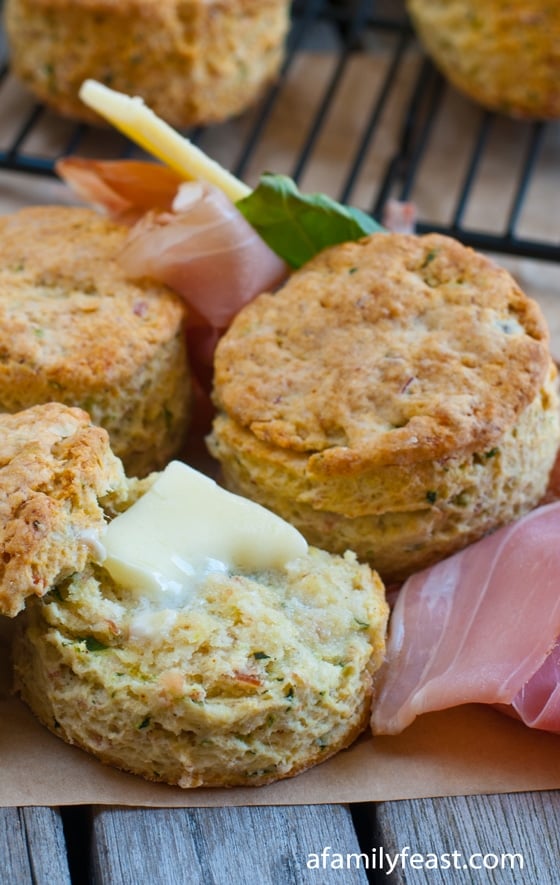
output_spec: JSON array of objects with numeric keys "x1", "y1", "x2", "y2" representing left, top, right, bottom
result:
[
  {"x1": 213, "y1": 233, "x2": 551, "y2": 474},
  {"x1": 12, "y1": 0, "x2": 276, "y2": 11},
  {"x1": 0, "y1": 206, "x2": 185, "y2": 395},
  {"x1": 0, "y1": 403, "x2": 128, "y2": 617}
]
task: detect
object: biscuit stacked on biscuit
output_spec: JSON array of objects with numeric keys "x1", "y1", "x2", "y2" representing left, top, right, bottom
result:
[
  {"x1": 0, "y1": 206, "x2": 191, "y2": 477},
  {"x1": 5, "y1": 403, "x2": 388, "y2": 789},
  {"x1": 209, "y1": 232, "x2": 560, "y2": 584},
  {"x1": 5, "y1": 0, "x2": 290, "y2": 128}
]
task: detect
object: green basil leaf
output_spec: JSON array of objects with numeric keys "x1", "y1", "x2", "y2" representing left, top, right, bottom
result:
[{"x1": 236, "y1": 173, "x2": 384, "y2": 268}]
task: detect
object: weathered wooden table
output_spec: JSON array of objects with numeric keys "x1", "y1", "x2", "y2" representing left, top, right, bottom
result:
[{"x1": 3, "y1": 792, "x2": 559, "y2": 883}]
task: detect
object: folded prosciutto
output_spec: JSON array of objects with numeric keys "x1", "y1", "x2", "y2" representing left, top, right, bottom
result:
[
  {"x1": 57, "y1": 158, "x2": 288, "y2": 329},
  {"x1": 371, "y1": 502, "x2": 560, "y2": 735},
  {"x1": 56, "y1": 158, "x2": 184, "y2": 224},
  {"x1": 56, "y1": 158, "x2": 289, "y2": 377},
  {"x1": 119, "y1": 180, "x2": 288, "y2": 330}
]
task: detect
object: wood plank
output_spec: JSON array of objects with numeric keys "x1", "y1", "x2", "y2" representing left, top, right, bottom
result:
[
  {"x1": 369, "y1": 792, "x2": 560, "y2": 884},
  {"x1": 90, "y1": 804, "x2": 368, "y2": 884},
  {"x1": 0, "y1": 807, "x2": 71, "y2": 884}
]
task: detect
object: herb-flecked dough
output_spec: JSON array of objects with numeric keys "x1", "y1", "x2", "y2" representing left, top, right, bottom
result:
[{"x1": 209, "y1": 232, "x2": 560, "y2": 583}]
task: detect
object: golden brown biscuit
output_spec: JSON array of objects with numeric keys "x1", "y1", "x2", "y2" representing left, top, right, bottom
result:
[
  {"x1": 209, "y1": 232, "x2": 560, "y2": 582},
  {"x1": 14, "y1": 549, "x2": 388, "y2": 788},
  {"x1": 0, "y1": 205, "x2": 191, "y2": 477},
  {"x1": 4, "y1": 400, "x2": 389, "y2": 789},
  {"x1": 4, "y1": 0, "x2": 290, "y2": 128},
  {"x1": 0, "y1": 403, "x2": 129, "y2": 618},
  {"x1": 407, "y1": 0, "x2": 560, "y2": 119}
]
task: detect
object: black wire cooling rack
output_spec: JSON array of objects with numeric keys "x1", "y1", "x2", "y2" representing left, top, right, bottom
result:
[{"x1": 0, "y1": 0, "x2": 559, "y2": 262}]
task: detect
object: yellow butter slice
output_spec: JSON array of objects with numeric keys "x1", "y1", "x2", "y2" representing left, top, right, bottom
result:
[
  {"x1": 79, "y1": 79, "x2": 251, "y2": 203},
  {"x1": 102, "y1": 461, "x2": 308, "y2": 603}
]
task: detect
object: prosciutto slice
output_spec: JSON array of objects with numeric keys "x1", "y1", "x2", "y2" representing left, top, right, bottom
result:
[
  {"x1": 371, "y1": 502, "x2": 560, "y2": 736},
  {"x1": 56, "y1": 158, "x2": 289, "y2": 376},
  {"x1": 119, "y1": 180, "x2": 288, "y2": 330},
  {"x1": 55, "y1": 158, "x2": 184, "y2": 224},
  {"x1": 510, "y1": 640, "x2": 560, "y2": 731}
]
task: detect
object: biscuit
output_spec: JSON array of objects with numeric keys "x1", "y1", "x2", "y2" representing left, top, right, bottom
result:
[
  {"x1": 5, "y1": 401, "x2": 388, "y2": 788},
  {"x1": 0, "y1": 403, "x2": 129, "y2": 618},
  {"x1": 407, "y1": 0, "x2": 560, "y2": 119},
  {"x1": 4, "y1": 0, "x2": 290, "y2": 128},
  {"x1": 209, "y1": 232, "x2": 560, "y2": 583},
  {"x1": 0, "y1": 205, "x2": 191, "y2": 477},
  {"x1": 13, "y1": 534, "x2": 388, "y2": 788}
]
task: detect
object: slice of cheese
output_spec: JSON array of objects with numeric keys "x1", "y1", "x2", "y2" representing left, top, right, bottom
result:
[
  {"x1": 79, "y1": 79, "x2": 251, "y2": 203},
  {"x1": 101, "y1": 461, "x2": 308, "y2": 604}
]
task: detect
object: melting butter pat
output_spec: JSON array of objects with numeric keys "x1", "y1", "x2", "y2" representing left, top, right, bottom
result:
[{"x1": 102, "y1": 461, "x2": 308, "y2": 602}]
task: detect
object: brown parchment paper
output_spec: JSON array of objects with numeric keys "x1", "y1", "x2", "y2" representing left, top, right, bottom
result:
[
  {"x1": 3, "y1": 614, "x2": 560, "y2": 808},
  {"x1": 1, "y1": 47, "x2": 560, "y2": 807}
]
